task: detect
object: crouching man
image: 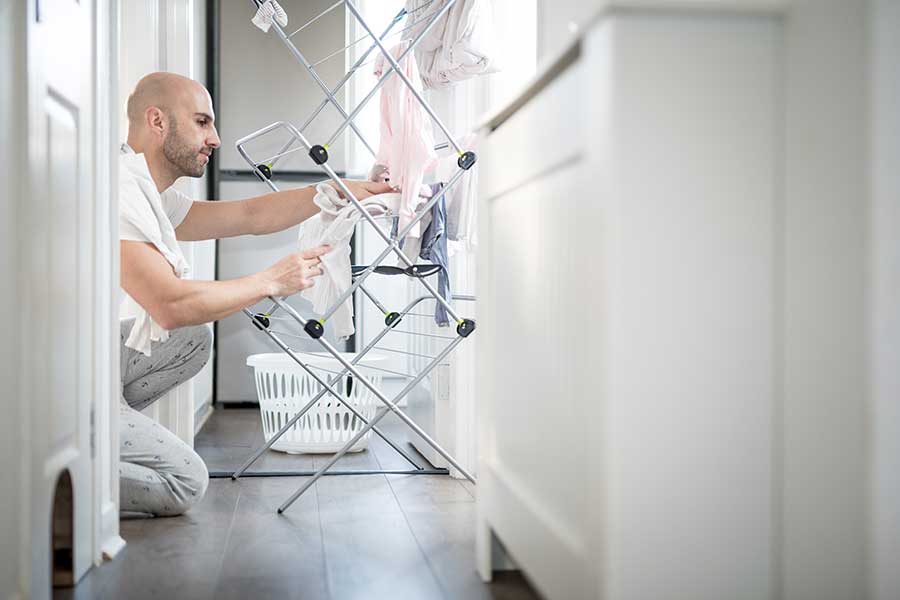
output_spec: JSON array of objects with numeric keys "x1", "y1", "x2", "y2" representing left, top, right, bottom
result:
[{"x1": 118, "y1": 72, "x2": 389, "y2": 516}]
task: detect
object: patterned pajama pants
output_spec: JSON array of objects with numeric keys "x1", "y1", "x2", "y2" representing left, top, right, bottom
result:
[{"x1": 119, "y1": 318, "x2": 212, "y2": 517}]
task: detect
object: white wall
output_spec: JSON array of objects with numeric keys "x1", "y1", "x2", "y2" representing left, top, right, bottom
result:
[
  {"x1": 119, "y1": 0, "x2": 213, "y2": 440},
  {"x1": 218, "y1": 0, "x2": 350, "y2": 173},
  {"x1": 868, "y1": 1, "x2": 900, "y2": 599},
  {"x1": 215, "y1": 178, "x2": 335, "y2": 403},
  {"x1": 214, "y1": 0, "x2": 351, "y2": 403}
]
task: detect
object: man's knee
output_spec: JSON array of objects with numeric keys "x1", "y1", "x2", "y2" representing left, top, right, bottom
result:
[
  {"x1": 185, "y1": 448, "x2": 210, "y2": 500},
  {"x1": 119, "y1": 404, "x2": 210, "y2": 517},
  {"x1": 150, "y1": 448, "x2": 210, "y2": 518},
  {"x1": 167, "y1": 456, "x2": 209, "y2": 516}
]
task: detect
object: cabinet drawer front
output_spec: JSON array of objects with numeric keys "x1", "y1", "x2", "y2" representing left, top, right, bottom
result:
[{"x1": 480, "y1": 60, "x2": 585, "y2": 203}]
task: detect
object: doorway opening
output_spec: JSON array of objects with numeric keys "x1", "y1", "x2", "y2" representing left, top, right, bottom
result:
[{"x1": 51, "y1": 469, "x2": 74, "y2": 588}]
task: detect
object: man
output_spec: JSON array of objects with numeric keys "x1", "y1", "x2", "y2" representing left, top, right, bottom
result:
[{"x1": 119, "y1": 72, "x2": 390, "y2": 517}]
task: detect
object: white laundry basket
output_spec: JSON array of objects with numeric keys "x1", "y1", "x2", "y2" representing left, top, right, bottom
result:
[{"x1": 247, "y1": 352, "x2": 387, "y2": 454}]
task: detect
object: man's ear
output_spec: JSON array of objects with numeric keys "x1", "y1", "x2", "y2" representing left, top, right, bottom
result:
[{"x1": 146, "y1": 106, "x2": 166, "y2": 138}]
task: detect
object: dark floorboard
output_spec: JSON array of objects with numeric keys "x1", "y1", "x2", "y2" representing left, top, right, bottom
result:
[{"x1": 55, "y1": 406, "x2": 542, "y2": 600}]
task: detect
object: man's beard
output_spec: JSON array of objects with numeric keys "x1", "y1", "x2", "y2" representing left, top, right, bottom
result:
[{"x1": 162, "y1": 117, "x2": 208, "y2": 178}]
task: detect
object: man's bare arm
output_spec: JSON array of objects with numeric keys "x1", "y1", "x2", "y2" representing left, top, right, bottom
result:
[
  {"x1": 174, "y1": 179, "x2": 393, "y2": 241},
  {"x1": 121, "y1": 240, "x2": 328, "y2": 329}
]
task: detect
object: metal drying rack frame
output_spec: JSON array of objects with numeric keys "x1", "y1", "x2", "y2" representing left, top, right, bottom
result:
[{"x1": 221, "y1": 0, "x2": 477, "y2": 515}]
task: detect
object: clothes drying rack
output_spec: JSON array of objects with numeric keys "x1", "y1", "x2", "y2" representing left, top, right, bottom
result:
[{"x1": 221, "y1": 0, "x2": 478, "y2": 515}]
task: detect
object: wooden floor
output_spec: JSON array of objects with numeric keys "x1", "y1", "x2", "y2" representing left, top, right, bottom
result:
[{"x1": 58, "y1": 407, "x2": 541, "y2": 600}]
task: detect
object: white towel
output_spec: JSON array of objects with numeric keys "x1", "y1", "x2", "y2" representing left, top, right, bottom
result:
[
  {"x1": 297, "y1": 184, "x2": 401, "y2": 339},
  {"x1": 119, "y1": 152, "x2": 191, "y2": 356},
  {"x1": 251, "y1": 0, "x2": 288, "y2": 33}
]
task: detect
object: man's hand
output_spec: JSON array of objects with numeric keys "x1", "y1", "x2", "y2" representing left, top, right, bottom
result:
[
  {"x1": 123, "y1": 239, "x2": 325, "y2": 329},
  {"x1": 259, "y1": 244, "x2": 331, "y2": 297},
  {"x1": 338, "y1": 179, "x2": 393, "y2": 201}
]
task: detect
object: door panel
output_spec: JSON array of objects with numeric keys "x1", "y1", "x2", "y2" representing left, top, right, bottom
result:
[
  {"x1": 28, "y1": 0, "x2": 95, "y2": 591},
  {"x1": 46, "y1": 93, "x2": 80, "y2": 451}
]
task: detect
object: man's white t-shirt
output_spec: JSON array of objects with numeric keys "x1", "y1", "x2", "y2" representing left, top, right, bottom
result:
[{"x1": 119, "y1": 144, "x2": 194, "y2": 356}]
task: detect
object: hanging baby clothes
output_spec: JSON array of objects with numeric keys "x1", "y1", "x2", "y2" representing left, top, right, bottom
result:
[
  {"x1": 297, "y1": 183, "x2": 401, "y2": 340},
  {"x1": 403, "y1": 0, "x2": 499, "y2": 89},
  {"x1": 373, "y1": 41, "x2": 437, "y2": 239}
]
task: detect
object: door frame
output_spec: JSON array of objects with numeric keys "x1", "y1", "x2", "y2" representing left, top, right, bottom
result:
[{"x1": 94, "y1": 0, "x2": 126, "y2": 564}]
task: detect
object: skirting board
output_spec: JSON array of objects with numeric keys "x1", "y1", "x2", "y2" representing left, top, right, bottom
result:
[
  {"x1": 99, "y1": 499, "x2": 125, "y2": 561},
  {"x1": 101, "y1": 535, "x2": 126, "y2": 562},
  {"x1": 194, "y1": 402, "x2": 214, "y2": 435},
  {"x1": 478, "y1": 459, "x2": 590, "y2": 600}
]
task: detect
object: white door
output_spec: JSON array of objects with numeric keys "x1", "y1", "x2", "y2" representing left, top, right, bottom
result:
[{"x1": 26, "y1": 0, "x2": 96, "y2": 591}]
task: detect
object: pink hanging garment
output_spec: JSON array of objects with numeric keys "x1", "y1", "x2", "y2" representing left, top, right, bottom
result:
[{"x1": 373, "y1": 41, "x2": 437, "y2": 238}]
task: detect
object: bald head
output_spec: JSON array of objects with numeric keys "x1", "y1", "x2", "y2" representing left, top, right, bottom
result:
[
  {"x1": 125, "y1": 72, "x2": 220, "y2": 187},
  {"x1": 127, "y1": 72, "x2": 207, "y2": 131}
]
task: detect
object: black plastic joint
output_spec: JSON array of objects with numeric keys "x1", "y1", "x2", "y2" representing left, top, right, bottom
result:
[
  {"x1": 252, "y1": 313, "x2": 270, "y2": 330},
  {"x1": 456, "y1": 319, "x2": 476, "y2": 337},
  {"x1": 457, "y1": 151, "x2": 477, "y2": 170},
  {"x1": 309, "y1": 145, "x2": 329, "y2": 165},
  {"x1": 384, "y1": 312, "x2": 402, "y2": 327},
  {"x1": 254, "y1": 164, "x2": 272, "y2": 180},
  {"x1": 304, "y1": 320, "x2": 325, "y2": 339}
]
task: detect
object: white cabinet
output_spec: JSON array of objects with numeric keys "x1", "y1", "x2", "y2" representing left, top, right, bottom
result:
[
  {"x1": 476, "y1": 2, "x2": 894, "y2": 598},
  {"x1": 476, "y1": 8, "x2": 781, "y2": 600}
]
